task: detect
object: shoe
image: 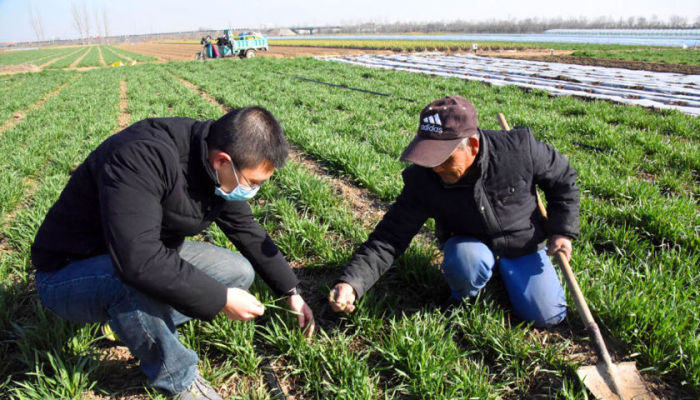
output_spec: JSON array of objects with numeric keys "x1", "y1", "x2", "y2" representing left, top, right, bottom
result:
[{"x1": 173, "y1": 373, "x2": 223, "y2": 400}]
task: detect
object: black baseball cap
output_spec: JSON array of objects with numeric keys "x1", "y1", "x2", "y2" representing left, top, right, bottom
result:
[{"x1": 400, "y1": 96, "x2": 478, "y2": 168}]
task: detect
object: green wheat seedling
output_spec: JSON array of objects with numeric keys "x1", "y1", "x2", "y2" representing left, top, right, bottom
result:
[{"x1": 0, "y1": 58, "x2": 697, "y2": 397}]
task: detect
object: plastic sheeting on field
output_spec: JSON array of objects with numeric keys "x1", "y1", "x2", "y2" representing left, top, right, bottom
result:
[{"x1": 319, "y1": 53, "x2": 700, "y2": 116}]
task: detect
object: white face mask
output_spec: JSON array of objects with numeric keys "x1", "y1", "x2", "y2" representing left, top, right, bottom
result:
[{"x1": 214, "y1": 162, "x2": 260, "y2": 202}]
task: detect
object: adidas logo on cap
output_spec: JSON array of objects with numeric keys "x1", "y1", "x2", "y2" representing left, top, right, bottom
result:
[{"x1": 419, "y1": 113, "x2": 443, "y2": 133}]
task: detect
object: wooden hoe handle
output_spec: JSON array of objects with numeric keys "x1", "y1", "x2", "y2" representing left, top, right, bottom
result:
[{"x1": 497, "y1": 112, "x2": 628, "y2": 400}]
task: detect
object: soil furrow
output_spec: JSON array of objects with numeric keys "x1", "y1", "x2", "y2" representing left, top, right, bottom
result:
[
  {"x1": 117, "y1": 80, "x2": 130, "y2": 131},
  {"x1": 97, "y1": 46, "x2": 106, "y2": 67},
  {"x1": 69, "y1": 47, "x2": 92, "y2": 69}
]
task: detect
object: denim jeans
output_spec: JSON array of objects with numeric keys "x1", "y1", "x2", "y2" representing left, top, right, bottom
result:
[
  {"x1": 35, "y1": 241, "x2": 255, "y2": 395},
  {"x1": 441, "y1": 236, "x2": 567, "y2": 328}
]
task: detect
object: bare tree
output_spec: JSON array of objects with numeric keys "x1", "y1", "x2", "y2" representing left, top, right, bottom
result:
[
  {"x1": 82, "y1": 3, "x2": 91, "y2": 44},
  {"x1": 668, "y1": 15, "x2": 687, "y2": 28},
  {"x1": 93, "y1": 7, "x2": 102, "y2": 43},
  {"x1": 71, "y1": 2, "x2": 84, "y2": 43},
  {"x1": 28, "y1": 3, "x2": 45, "y2": 42},
  {"x1": 103, "y1": 8, "x2": 110, "y2": 40}
]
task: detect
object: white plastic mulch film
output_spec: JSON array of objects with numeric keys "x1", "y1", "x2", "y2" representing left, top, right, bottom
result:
[{"x1": 320, "y1": 53, "x2": 700, "y2": 116}]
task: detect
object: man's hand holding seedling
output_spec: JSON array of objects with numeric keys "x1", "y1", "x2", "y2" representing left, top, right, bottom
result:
[
  {"x1": 287, "y1": 293, "x2": 315, "y2": 338},
  {"x1": 223, "y1": 287, "x2": 265, "y2": 321},
  {"x1": 329, "y1": 283, "x2": 357, "y2": 313}
]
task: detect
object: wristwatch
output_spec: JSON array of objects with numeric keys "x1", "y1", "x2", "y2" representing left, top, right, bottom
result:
[{"x1": 286, "y1": 287, "x2": 302, "y2": 296}]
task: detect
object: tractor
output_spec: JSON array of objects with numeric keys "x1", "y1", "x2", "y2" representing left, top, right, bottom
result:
[{"x1": 196, "y1": 30, "x2": 268, "y2": 60}]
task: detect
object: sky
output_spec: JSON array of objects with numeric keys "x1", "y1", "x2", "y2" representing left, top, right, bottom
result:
[{"x1": 1, "y1": 0, "x2": 699, "y2": 43}]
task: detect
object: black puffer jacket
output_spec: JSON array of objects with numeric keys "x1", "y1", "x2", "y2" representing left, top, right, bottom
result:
[
  {"x1": 31, "y1": 117, "x2": 299, "y2": 320},
  {"x1": 339, "y1": 127, "x2": 579, "y2": 298}
]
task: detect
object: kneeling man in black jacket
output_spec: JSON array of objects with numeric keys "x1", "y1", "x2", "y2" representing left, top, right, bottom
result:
[
  {"x1": 329, "y1": 96, "x2": 579, "y2": 329},
  {"x1": 32, "y1": 107, "x2": 314, "y2": 399}
]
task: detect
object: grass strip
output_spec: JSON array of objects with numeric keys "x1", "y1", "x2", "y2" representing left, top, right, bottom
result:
[
  {"x1": 165, "y1": 57, "x2": 699, "y2": 394},
  {"x1": 45, "y1": 47, "x2": 91, "y2": 69},
  {"x1": 109, "y1": 46, "x2": 158, "y2": 62},
  {"x1": 0, "y1": 47, "x2": 76, "y2": 66},
  {"x1": 1, "y1": 68, "x2": 123, "y2": 397},
  {"x1": 0, "y1": 70, "x2": 75, "y2": 128}
]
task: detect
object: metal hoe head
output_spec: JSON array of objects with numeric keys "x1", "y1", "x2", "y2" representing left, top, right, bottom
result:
[{"x1": 578, "y1": 361, "x2": 656, "y2": 400}]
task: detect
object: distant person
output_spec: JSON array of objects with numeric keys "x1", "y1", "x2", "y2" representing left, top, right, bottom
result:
[
  {"x1": 32, "y1": 107, "x2": 314, "y2": 399},
  {"x1": 329, "y1": 96, "x2": 579, "y2": 328}
]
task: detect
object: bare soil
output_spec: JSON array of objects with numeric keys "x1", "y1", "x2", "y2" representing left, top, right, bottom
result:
[
  {"x1": 0, "y1": 63, "x2": 41, "y2": 75},
  {"x1": 117, "y1": 80, "x2": 130, "y2": 131},
  {"x1": 97, "y1": 46, "x2": 106, "y2": 66},
  {"x1": 493, "y1": 53, "x2": 700, "y2": 74},
  {"x1": 118, "y1": 42, "x2": 699, "y2": 75},
  {"x1": 117, "y1": 43, "x2": 397, "y2": 62}
]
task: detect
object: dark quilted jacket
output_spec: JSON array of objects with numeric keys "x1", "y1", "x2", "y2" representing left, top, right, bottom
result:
[
  {"x1": 339, "y1": 127, "x2": 580, "y2": 298},
  {"x1": 31, "y1": 117, "x2": 299, "y2": 320}
]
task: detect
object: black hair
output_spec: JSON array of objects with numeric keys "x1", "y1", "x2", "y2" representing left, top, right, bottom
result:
[{"x1": 207, "y1": 106, "x2": 289, "y2": 169}]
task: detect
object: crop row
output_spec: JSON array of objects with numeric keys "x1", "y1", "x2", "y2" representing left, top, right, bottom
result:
[
  {"x1": 44, "y1": 46, "x2": 91, "y2": 69},
  {"x1": 127, "y1": 65, "x2": 585, "y2": 397},
  {"x1": 164, "y1": 57, "x2": 699, "y2": 393},
  {"x1": 571, "y1": 47, "x2": 700, "y2": 65},
  {"x1": 269, "y1": 39, "x2": 700, "y2": 65},
  {"x1": 99, "y1": 46, "x2": 123, "y2": 65},
  {"x1": 1, "y1": 67, "x2": 123, "y2": 397},
  {"x1": 0, "y1": 47, "x2": 77, "y2": 66},
  {"x1": 108, "y1": 45, "x2": 158, "y2": 62},
  {"x1": 75, "y1": 46, "x2": 102, "y2": 68},
  {"x1": 1, "y1": 64, "x2": 590, "y2": 398},
  {"x1": 0, "y1": 70, "x2": 76, "y2": 142},
  {"x1": 1, "y1": 58, "x2": 697, "y2": 397}
]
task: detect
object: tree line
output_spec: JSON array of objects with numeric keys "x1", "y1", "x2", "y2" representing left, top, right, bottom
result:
[{"x1": 325, "y1": 16, "x2": 700, "y2": 34}]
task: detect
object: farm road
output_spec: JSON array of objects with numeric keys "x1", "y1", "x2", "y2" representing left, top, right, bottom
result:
[
  {"x1": 322, "y1": 53, "x2": 700, "y2": 116},
  {"x1": 115, "y1": 42, "x2": 395, "y2": 62}
]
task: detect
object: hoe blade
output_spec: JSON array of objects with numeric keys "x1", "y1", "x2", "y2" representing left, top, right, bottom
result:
[{"x1": 577, "y1": 361, "x2": 656, "y2": 400}]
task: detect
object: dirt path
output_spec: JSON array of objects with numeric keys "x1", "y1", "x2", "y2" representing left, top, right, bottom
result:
[
  {"x1": 69, "y1": 47, "x2": 91, "y2": 69},
  {"x1": 117, "y1": 43, "x2": 397, "y2": 62},
  {"x1": 117, "y1": 80, "x2": 130, "y2": 131},
  {"x1": 97, "y1": 46, "x2": 106, "y2": 67}
]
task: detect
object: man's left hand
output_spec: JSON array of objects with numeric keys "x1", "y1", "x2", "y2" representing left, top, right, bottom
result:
[
  {"x1": 547, "y1": 235, "x2": 573, "y2": 262},
  {"x1": 287, "y1": 294, "x2": 315, "y2": 338}
]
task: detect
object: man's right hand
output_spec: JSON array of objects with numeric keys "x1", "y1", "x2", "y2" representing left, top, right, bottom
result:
[
  {"x1": 222, "y1": 287, "x2": 265, "y2": 321},
  {"x1": 328, "y1": 283, "x2": 357, "y2": 313}
]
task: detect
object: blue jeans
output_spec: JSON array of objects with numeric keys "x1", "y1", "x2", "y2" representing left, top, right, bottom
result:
[
  {"x1": 35, "y1": 241, "x2": 255, "y2": 395},
  {"x1": 441, "y1": 236, "x2": 567, "y2": 328}
]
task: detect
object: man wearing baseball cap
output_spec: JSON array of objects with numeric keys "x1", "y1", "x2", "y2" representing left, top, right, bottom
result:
[{"x1": 329, "y1": 96, "x2": 579, "y2": 328}]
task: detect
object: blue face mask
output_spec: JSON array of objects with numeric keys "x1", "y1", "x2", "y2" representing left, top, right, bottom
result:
[{"x1": 214, "y1": 162, "x2": 260, "y2": 202}]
